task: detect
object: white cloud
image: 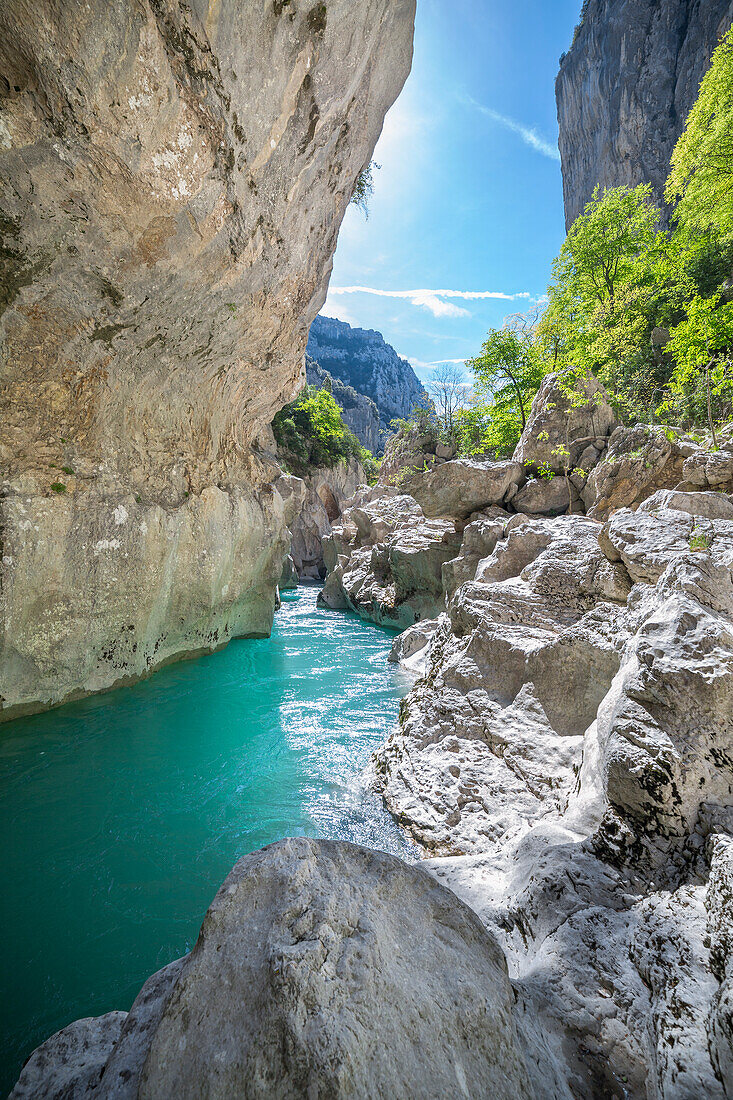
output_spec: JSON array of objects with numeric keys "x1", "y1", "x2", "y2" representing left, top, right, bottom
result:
[
  {"x1": 408, "y1": 357, "x2": 468, "y2": 371},
  {"x1": 463, "y1": 95, "x2": 560, "y2": 162},
  {"x1": 327, "y1": 285, "x2": 530, "y2": 319}
]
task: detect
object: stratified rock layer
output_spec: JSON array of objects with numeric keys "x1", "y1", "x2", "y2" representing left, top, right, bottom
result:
[
  {"x1": 556, "y1": 0, "x2": 733, "y2": 227},
  {"x1": 0, "y1": 0, "x2": 416, "y2": 717}
]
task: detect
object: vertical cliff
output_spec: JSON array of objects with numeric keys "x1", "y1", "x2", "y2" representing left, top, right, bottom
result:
[
  {"x1": 0, "y1": 0, "x2": 415, "y2": 719},
  {"x1": 556, "y1": 0, "x2": 733, "y2": 227}
]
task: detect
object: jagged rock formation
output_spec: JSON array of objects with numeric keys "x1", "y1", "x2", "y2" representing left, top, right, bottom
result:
[
  {"x1": 0, "y1": 0, "x2": 416, "y2": 719},
  {"x1": 370, "y1": 485, "x2": 733, "y2": 1096},
  {"x1": 11, "y1": 838, "x2": 535, "y2": 1100},
  {"x1": 305, "y1": 354, "x2": 381, "y2": 453},
  {"x1": 319, "y1": 486, "x2": 463, "y2": 629},
  {"x1": 556, "y1": 0, "x2": 733, "y2": 227},
  {"x1": 314, "y1": 373, "x2": 732, "y2": 1094},
  {"x1": 306, "y1": 314, "x2": 427, "y2": 442},
  {"x1": 289, "y1": 457, "x2": 365, "y2": 580}
]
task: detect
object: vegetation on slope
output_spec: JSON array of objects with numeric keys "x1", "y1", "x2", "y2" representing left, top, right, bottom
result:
[
  {"x1": 403, "y1": 25, "x2": 733, "y2": 460},
  {"x1": 272, "y1": 385, "x2": 379, "y2": 481}
]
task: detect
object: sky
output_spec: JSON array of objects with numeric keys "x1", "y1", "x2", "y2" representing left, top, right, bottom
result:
[{"x1": 321, "y1": 0, "x2": 583, "y2": 384}]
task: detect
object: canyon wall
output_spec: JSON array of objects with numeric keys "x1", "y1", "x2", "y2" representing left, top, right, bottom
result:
[
  {"x1": 556, "y1": 0, "x2": 733, "y2": 227},
  {"x1": 305, "y1": 355, "x2": 382, "y2": 453},
  {"x1": 0, "y1": 0, "x2": 416, "y2": 719}
]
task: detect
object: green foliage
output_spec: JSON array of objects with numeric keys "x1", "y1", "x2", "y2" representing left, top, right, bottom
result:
[
  {"x1": 667, "y1": 26, "x2": 733, "y2": 241},
  {"x1": 350, "y1": 162, "x2": 380, "y2": 218},
  {"x1": 658, "y1": 293, "x2": 733, "y2": 428},
  {"x1": 540, "y1": 183, "x2": 673, "y2": 419},
  {"x1": 459, "y1": 317, "x2": 547, "y2": 456},
  {"x1": 50, "y1": 482, "x2": 66, "y2": 493},
  {"x1": 689, "y1": 527, "x2": 713, "y2": 552},
  {"x1": 272, "y1": 385, "x2": 378, "y2": 480}
]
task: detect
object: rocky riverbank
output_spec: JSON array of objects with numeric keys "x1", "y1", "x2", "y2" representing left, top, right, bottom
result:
[
  {"x1": 11, "y1": 372, "x2": 733, "y2": 1096},
  {"x1": 316, "y1": 372, "x2": 733, "y2": 1096}
]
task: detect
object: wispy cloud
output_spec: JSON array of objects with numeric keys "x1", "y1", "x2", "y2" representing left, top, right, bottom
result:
[
  {"x1": 327, "y1": 286, "x2": 530, "y2": 320},
  {"x1": 463, "y1": 95, "x2": 560, "y2": 162},
  {"x1": 408, "y1": 357, "x2": 468, "y2": 370}
]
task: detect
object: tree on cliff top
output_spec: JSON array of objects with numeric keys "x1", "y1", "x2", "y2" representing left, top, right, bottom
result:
[{"x1": 667, "y1": 25, "x2": 733, "y2": 240}]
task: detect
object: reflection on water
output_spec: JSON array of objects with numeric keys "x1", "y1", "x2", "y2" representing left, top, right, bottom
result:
[{"x1": 1, "y1": 585, "x2": 414, "y2": 1093}]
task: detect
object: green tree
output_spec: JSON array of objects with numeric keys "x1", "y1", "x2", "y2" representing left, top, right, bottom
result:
[
  {"x1": 666, "y1": 26, "x2": 733, "y2": 240},
  {"x1": 541, "y1": 184, "x2": 675, "y2": 418},
  {"x1": 272, "y1": 385, "x2": 378, "y2": 479},
  {"x1": 659, "y1": 293, "x2": 733, "y2": 440},
  {"x1": 462, "y1": 315, "x2": 547, "y2": 455}
]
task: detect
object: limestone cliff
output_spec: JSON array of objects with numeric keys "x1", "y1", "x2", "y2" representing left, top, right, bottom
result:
[
  {"x1": 556, "y1": 0, "x2": 733, "y2": 227},
  {"x1": 305, "y1": 354, "x2": 382, "y2": 453},
  {"x1": 306, "y1": 314, "x2": 427, "y2": 441},
  {"x1": 0, "y1": 0, "x2": 416, "y2": 719}
]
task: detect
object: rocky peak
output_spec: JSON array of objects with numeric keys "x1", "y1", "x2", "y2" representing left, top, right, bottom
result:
[{"x1": 307, "y1": 314, "x2": 427, "y2": 439}]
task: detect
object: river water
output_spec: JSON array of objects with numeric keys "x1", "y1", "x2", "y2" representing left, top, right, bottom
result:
[{"x1": 1, "y1": 586, "x2": 414, "y2": 1093}]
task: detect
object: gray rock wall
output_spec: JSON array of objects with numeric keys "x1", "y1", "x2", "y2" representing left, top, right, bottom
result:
[
  {"x1": 556, "y1": 0, "x2": 733, "y2": 227},
  {"x1": 0, "y1": 0, "x2": 415, "y2": 718},
  {"x1": 307, "y1": 314, "x2": 427, "y2": 440}
]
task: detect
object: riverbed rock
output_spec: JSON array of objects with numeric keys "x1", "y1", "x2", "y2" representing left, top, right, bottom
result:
[
  {"x1": 373, "y1": 476, "x2": 733, "y2": 1096},
  {"x1": 513, "y1": 475, "x2": 574, "y2": 516},
  {"x1": 513, "y1": 371, "x2": 618, "y2": 475},
  {"x1": 680, "y1": 449, "x2": 733, "y2": 492},
  {"x1": 12, "y1": 840, "x2": 535, "y2": 1100},
  {"x1": 0, "y1": 0, "x2": 416, "y2": 718},
  {"x1": 442, "y1": 509, "x2": 510, "y2": 597},
  {"x1": 10, "y1": 1012, "x2": 127, "y2": 1100},
  {"x1": 583, "y1": 424, "x2": 685, "y2": 520}
]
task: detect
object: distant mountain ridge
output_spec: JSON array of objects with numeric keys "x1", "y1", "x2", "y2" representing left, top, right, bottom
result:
[
  {"x1": 307, "y1": 315, "x2": 427, "y2": 450},
  {"x1": 305, "y1": 355, "x2": 382, "y2": 454}
]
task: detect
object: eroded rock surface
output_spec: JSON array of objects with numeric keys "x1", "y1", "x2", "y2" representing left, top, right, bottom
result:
[
  {"x1": 372, "y1": 483, "x2": 733, "y2": 1097},
  {"x1": 288, "y1": 457, "x2": 364, "y2": 580},
  {"x1": 13, "y1": 839, "x2": 535, "y2": 1100},
  {"x1": 0, "y1": 0, "x2": 416, "y2": 717}
]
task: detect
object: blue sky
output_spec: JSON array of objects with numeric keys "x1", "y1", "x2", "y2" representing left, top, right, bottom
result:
[{"x1": 322, "y1": 0, "x2": 582, "y2": 383}]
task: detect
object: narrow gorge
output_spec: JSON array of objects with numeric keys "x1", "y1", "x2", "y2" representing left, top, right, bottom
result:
[{"x1": 3, "y1": 2, "x2": 733, "y2": 1099}]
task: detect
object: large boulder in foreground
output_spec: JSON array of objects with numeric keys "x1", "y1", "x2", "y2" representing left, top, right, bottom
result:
[
  {"x1": 513, "y1": 372, "x2": 618, "y2": 475},
  {"x1": 12, "y1": 839, "x2": 533, "y2": 1100}
]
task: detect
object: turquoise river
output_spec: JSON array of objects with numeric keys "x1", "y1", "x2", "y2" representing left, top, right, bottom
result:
[{"x1": 1, "y1": 586, "x2": 414, "y2": 1094}]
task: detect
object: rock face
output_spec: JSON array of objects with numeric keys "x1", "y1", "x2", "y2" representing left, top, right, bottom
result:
[
  {"x1": 0, "y1": 0, "x2": 416, "y2": 718},
  {"x1": 305, "y1": 354, "x2": 382, "y2": 453},
  {"x1": 512, "y1": 371, "x2": 618, "y2": 475},
  {"x1": 289, "y1": 457, "x2": 364, "y2": 580},
  {"x1": 12, "y1": 839, "x2": 534, "y2": 1100},
  {"x1": 371, "y1": 474, "x2": 733, "y2": 1095},
  {"x1": 319, "y1": 486, "x2": 462, "y2": 629},
  {"x1": 556, "y1": 0, "x2": 733, "y2": 227},
  {"x1": 307, "y1": 315, "x2": 427, "y2": 440}
]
